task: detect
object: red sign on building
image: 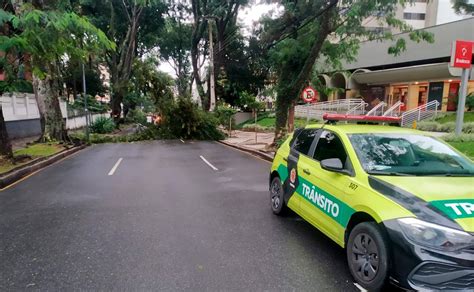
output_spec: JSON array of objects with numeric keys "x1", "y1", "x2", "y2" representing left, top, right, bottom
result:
[{"x1": 450, "y1": 40, "x2": 473, "y2": 69}]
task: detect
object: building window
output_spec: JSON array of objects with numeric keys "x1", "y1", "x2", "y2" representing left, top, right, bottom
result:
[
  {"x1": 403, "y1": 12, "x2": 426, "y2": 20},
  {"x1": 365, "y1": 27, "x2": 391, "y2": 34}
]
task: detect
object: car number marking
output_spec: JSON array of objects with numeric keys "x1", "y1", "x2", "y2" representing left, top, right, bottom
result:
[{"x1": 349, "y1": 182, "x2": 358, "y2": 190}]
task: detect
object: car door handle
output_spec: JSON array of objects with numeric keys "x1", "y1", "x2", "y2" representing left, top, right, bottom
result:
[{"x1": 303, "y1": 168, "x2": 311, "y2": 175}]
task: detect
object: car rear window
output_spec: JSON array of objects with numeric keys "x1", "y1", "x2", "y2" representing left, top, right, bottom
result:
[{"x1": 292, "y1": 129, "x2": 318, "y2": 155}]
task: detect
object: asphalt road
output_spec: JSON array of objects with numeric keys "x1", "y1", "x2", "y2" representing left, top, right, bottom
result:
[{"x1": 0, "y1": 141, "x2": 358, "y2": 291}]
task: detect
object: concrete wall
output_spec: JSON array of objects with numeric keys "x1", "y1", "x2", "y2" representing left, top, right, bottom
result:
[
  {"x1": 1, "y1": 93, "x2": 40, "y2": 121},
  {"x1": 66, "y1": 113, "x2": 108, "y2": 130},
  {"x1": 1, "y1": 92, "x2": 109, "y2": 138},
  {"x1": 5, "y1": 119, "x2": 42, "y2": 139}
]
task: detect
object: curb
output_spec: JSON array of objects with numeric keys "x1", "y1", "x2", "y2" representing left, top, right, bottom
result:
[
  {"x1": 0, "y1": 145, "x2": 87, "y2": 189},
  {"x1": 218, "y1": 140, "x2": 274, "y2": 162}
]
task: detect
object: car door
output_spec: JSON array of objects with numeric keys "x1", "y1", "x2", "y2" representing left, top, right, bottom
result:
[
  {"x1": 282, "y1": 128, "x2": 321, "y2": 211},
  {"x1": 298, "y1": 130, "x2": 355, "y2": 245}
]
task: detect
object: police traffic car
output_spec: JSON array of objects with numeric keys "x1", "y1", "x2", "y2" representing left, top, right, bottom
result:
[{"x1": 269, "y1": 114, "x2": 474, "y2": 291}]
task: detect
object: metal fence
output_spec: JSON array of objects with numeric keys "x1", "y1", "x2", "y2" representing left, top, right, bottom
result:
[
  {"x1": 401, "y1": 100, "x2": 440, "y2": 127},
  {"x1": 295, "y1": 99, "x2": 368, "y2": 120},
  {"x1": 383, "y1": 101, "x2": 404, "y2": 117},
  {"x1": 365, "y1": 102, "x2": 386, "y2": 116}
]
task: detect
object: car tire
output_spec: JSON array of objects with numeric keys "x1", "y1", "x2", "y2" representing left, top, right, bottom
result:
[
  {"x1": 346, "y1": 222, "x2": 390, "y2": 291},
  {"x1": 269, "y1": 176, "x2": 287, "y2": 216}
]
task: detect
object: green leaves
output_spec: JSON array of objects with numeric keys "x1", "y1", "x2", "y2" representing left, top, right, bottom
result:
[
  {"x1": 2, "y1": 7, "x2": 115, "y2": 78},
  {"x1": 0, "y1": 9, "x2": 14, "y2": 26}
]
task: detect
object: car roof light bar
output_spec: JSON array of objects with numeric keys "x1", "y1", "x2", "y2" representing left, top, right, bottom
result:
[{"x1": 323, "y1": 113, "x2": 401, "y2": 125}]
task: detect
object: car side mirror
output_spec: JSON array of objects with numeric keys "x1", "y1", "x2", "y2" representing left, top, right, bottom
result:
[{"x1": 320, "y1": 158, "x2": 350, "y2": 175}]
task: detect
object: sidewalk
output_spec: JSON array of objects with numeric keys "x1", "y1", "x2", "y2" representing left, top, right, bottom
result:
[{"x1": 222, "y1": 130, "x2": 276, "y2": 160}]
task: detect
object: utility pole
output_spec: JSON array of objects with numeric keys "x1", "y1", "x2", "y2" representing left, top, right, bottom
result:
[
  {"x1": 205, "y1": 16, "x2": 216, "y2": 111},
  {"x1": 450, "y1": 40, "x2": 473, "y2": 136},
  {"x1": 82, "y1": 63, "x2": 89, "y2": 142},
  {"x1": 455, "y1": 67, "x2": 471, "y2": 135}
]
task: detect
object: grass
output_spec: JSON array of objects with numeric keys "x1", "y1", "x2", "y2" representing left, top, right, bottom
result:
[
  {"x1": 448, "y1": 141, "x2": 474, "y2": 159},
  {"x1": 435, "y1": 112, "x2": 474, "y2": 124},
  {"x1": 240, "y1": 116, "x2": 320, "y2": 130},
  {"x1": 0, "y1": 143, "x2": 65, "y2": 174},
  {"x1": 14, "y1": 143, "x2": 64, "y2": 157}
]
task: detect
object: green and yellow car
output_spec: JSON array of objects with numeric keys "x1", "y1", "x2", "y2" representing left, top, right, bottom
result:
[{"x1": 269, "y1": 114, "x2": 474, "y2": 291}]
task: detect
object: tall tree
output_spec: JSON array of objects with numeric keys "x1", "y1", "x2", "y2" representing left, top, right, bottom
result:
[
  {"x1": 261, "y1": 0, "x2": 433, "y2": 142},
  {"x1": 190, "y1": 0, "x2": 208, "y2": 108},
  {"x1": 1, "y1": 1, "x2": 114, "y2": 141},
  {"x1": 79, "y1": 0, "x2": 167, "y2": 122},
  {"x1": 452, "y1": 0, "x2": 474, "y2": 13},
  {"x1": 159, "y1": 2, "x2": 192, "y2": 97},
  {"x1": 190, "y1": 0, "x2": 248, "y2": 109}
]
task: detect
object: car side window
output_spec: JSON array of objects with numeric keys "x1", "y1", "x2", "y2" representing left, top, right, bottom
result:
[
  {"x1": 313, "y1": 131, "x2": 348, "y2": 167},
  {"x1": 291, "y1": 129, "x2": 319, "y2": 156}
]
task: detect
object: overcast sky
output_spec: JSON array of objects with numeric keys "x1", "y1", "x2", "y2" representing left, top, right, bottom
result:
[{"x1": 158, "y1": 2, "x2": 281, "y2": 77}]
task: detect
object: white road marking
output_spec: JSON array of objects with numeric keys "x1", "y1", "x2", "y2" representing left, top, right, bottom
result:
[
  {"x1": 108, "y1": 158, "x2": 123, "y2": 176},
  {"x1": 199, "y1": 155, "x2": 218, "y2": 171},
  {"x1": 354, "y1": 283, "x2": 367, "y2": 292},
  {"x1": 180, "y1": 139, "x2": 185, "y2": 143}
]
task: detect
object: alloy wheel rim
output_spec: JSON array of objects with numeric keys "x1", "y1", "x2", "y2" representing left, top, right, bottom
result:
[
  {"x1": 351, "y1": 233, "x2": 379, "y2": 282},
  {"x1": 270, "y1": 181, "x2": 281, "y2": 209}
]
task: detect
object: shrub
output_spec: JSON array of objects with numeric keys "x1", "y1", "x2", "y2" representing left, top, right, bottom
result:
[
  {"x1": 416, "y1": 121, "x2": 439, "y2": 132},
  {"x1": 442, "y1": 133, "x2": 474, "y2": 142},
  {"x1": 214, "y1": 103, "x2": 237, "y2": 130},
  {"x1": 462, "y1": 122, "x2": 474, "y2": 134},
  {"x1": 437, "y1": 122, "x2": 455, "y2": 133},
  {"x1": 90, "y1": 116, "x2": 115, "y2": 134},
  {"x1": 242, "y1": 123, "x2": 274, "y2": 132},
  {"x1": 466, "y1": 93, "x2": 474, "y2": 111},
  {"x1": 126, "y1": 108, "x2": 147, "y2": 125},
  {"x1": 160, "y1": 98, "x2": 224, "y2": 140},
  {"x1": 72, "y1": 95, "x2": 109, "y2": 113},
  {"x1": 417, "y1": 121, "x2": 474, "y2": 133}
]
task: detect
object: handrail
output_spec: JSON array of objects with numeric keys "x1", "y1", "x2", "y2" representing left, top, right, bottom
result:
[
  {"x1": 400, "y1": 100, "x2": 440, "y2": 127},
  {"x1": 365, "y1": 102, "x2": 386, "y2": 116},
  {"x1": 383, "y1": 101, "x2": 404, "y2": 117},
  {"x1": 294, "y1": 98, "x2": 367, "y2": 120},
  {"x1": 346, "y1": 101, "x2": 368, "y2": 115}
]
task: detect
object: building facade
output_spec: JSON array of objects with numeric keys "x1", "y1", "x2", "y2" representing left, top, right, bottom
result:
[{"x1": 317, "y1": 18, "x2": 474, "y2": 112}]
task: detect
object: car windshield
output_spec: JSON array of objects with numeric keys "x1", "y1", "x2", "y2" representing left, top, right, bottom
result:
[{"x1": 349, "y1": 133, "x2": 474, "y2": 176}]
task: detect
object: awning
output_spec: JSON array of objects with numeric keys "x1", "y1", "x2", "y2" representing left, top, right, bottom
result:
[{"x1": 351, "y1": 63, "x2": 473, "y2": 85}]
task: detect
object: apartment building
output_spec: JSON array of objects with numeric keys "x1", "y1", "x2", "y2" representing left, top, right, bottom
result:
[{"x1": 364, "y1": 0, "x2": 473, "y2": 32}]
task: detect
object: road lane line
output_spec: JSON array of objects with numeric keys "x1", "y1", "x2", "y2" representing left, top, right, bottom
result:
[
  {"x1": 108, "y1": 158, "x2": 123, "y2": 176},
  {"x1": 354, "y1": 283, "x2": 367, "y2": 292},
  {"x1": 199, "y1": 155, "x2": 218, "y2": 171}
]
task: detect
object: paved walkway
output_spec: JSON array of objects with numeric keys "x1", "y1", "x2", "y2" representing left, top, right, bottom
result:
[{"x1": 225, "y1": 130, "x2": 275, "y2": 153}]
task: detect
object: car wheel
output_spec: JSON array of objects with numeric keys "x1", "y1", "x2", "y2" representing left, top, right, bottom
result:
[
  {"x1": 270, "y1": 176, "x2": 287, "y2": 215},
  {"x1": 347, "y1": 222, "x2": 390, "y2": 291}
]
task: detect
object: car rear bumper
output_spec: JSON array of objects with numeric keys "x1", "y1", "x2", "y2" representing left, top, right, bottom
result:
[{"x1": 383, "y1": 220, "x2": 474, "y2": 290}]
